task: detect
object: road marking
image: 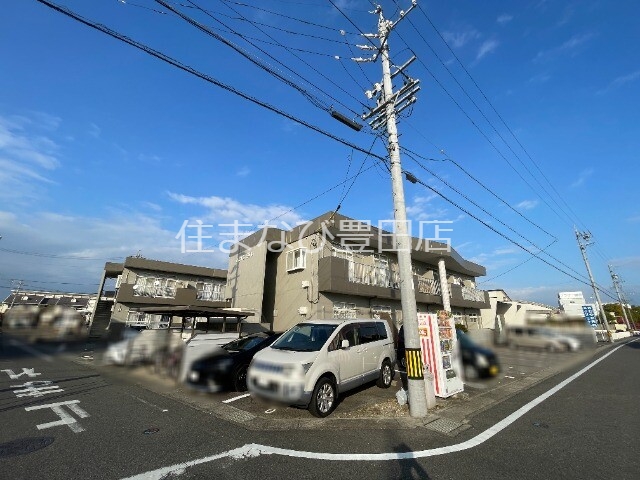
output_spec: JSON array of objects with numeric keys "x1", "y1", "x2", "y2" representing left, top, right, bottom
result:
[
  {"x1": 121, "y1": 340, "x2": 637, "y2": 479},
  {"x1": 222, "y1": 393, "x2": 250, "y2": 404},
  {"x1": 8, "y1": 340, "x2": 53, "y2": 362},
  {"x1": 127, "y1": 393, "x2": 167, "y2": 412}
]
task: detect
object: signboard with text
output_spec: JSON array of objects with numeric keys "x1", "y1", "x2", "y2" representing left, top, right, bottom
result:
[{"x1": 582, "y1": 305, "x2": 598, "y2": 328}]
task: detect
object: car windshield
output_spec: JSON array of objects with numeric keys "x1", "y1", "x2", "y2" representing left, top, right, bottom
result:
[
  {"x1": 223, "y1": 334, "x2": 268, "y2": 352},
  {"x1": 271, "y1": 324, "x2": 337, "y2": 352},
  {"x1": 456, "y1": 329, "x2": 475, "y2": 349}
]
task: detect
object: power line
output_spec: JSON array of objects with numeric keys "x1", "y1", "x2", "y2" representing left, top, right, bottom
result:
[
  {"x1": 35, "y1": 0, "x2": 387, "y2": 163},
  {"x1": 399, "y1": 166, "x2": 617, "y2": 300},
  {"x1": 0, "y1": 247, "x2": 120, "y2": 261},
  {"x1": 416, "y1": 3, "x2": 588, "y2": 231},
  {"x1": 182, "y1": 0, "x2": 368, "y2": 116}
]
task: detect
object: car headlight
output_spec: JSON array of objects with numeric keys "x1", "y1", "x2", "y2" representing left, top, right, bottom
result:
[
  {"x1": 282, "y1": 364, "x2": 299, "y2": 377},
  {"x1": 475, "y1": 353, "x2": 489, "y2": 368},
  {"x1": 301, "y1": 362, "x2": 313, "y2": 374}
]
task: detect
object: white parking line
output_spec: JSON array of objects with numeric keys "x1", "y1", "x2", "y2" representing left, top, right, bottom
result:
[
  {"x1": 122, "y1": 340, "x2": 636, "y2": 480},
  {"x1": 222, "y1": 393, "x2": 250, "y2": 404}
]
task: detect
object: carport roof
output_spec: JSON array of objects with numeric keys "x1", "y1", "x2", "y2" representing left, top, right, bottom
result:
[{"x1": 137, "y1": 306, "x2": 254, "y2": 318}]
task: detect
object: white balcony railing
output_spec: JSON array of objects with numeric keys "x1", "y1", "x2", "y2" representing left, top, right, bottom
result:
[
  {"x1": 461, "y1": 286, "x2": 486, "y2": 302},
  {"x1": 347, "y1": 261, "x2": 400, "y2": 289},
  {"x1": 417, "y1": 277, "x2": 441, "y2": 295}
]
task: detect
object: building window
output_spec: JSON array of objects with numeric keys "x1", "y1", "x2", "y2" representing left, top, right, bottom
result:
[
  {"x1": 333, "y1": 302, "x2": 357, "y2": 319},
  {"x1": 287, "y1": 248, "x2": 307, "y2": 272}
]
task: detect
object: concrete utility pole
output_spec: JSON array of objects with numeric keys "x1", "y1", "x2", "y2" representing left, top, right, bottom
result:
[
  {"x1": 9, "y1": 280, "x2": 24, "y2": 309},
  {"x1": 355, "y1": 1, "x2": 428, "y2": 417},
  {"x1": 575, "y1": 229, "x2": 612, "y2": 341},
  {"x1": 608, "y1": 265, "x2": 631, "y2": 331}
]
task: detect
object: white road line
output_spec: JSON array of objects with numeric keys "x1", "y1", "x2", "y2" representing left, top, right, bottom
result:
[
  {"x1": 121, "y1": 340, "x2": 637, "y2": 480},
  {"x1": 127, "y1": 393, "x2": 167, "y2": 412},
  {"x1": 8, "y1": 339, "x2": 53, "y2": 362},
  {"x1": 222, "y1": 393, "x2": 250, "y2": 404}
]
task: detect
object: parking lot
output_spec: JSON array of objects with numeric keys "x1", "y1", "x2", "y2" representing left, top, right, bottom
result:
[{"x1": 80, "y1": 342, "x2": 601, "y2": 430}]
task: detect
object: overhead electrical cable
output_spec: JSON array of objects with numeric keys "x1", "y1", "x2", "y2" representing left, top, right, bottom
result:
[
  {"x1": 401, "y1": 146, "x2": 557, "y2": 241},
  {"x1": 401, "y1": 169, "x2": 618, "y2": 300},
  {"x1": 180, "y1": 0, "x2": 368, "y2": 116},
  {"x1": 417, "y1": 2, "x2": 589, "y2": 231},
  {"x1": 219, "y1": 0, "x2": 358, "y2": 34},
  {"x1": 156, "y1": 0, "x2": 329, "y2": 112},
  {"x1": 34, "y1": 0, "x2": 386, "y2": 162}
]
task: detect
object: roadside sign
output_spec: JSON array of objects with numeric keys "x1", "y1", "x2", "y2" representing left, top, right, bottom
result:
[{"x1": 582, "y1": 305, "x2": 598, "y2": 328}]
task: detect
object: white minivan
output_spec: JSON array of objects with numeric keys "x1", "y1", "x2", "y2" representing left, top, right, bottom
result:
[{"x1": 247, "y1": 319, "x2": 396, "y2": 417}]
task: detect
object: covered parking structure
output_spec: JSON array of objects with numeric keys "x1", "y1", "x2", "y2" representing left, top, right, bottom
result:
[{"x1": 137, "y1": 305, "x2": 257, "y2": 338}]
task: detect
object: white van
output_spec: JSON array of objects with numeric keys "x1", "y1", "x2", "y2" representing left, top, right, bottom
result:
[{"x1": 247, "y1": 319, "x2": 396, "y2": 417}]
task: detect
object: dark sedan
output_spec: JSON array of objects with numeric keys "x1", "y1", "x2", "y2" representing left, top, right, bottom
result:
[
  {"x1": 456, "y1": 328, "x2": 500, "y2": 379},
  {"x1": 186, "y1": 332, "x2": 281, "y2": 392},
  {"x1": 396, "y1": 326, "x2": 499, "y2": 379}
]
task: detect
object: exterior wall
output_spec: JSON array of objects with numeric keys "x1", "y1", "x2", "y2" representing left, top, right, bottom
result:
[
  {"x1": 227, "y1": 242, "x2": 269, "y2": 323},
  {"x1": 271, "y1": 235, "x2": 320, "y2": 332}
]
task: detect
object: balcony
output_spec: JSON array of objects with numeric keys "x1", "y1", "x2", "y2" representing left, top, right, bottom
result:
[
  {"x1": 116, "y1": 283, "x2": 230, "y2": 308},
  {"x1": 449, "y1": 284, "x2": 490, "y2": 308},
  {"x1": 417, "y1": 277, "x2": 441, "y2": 296},
  {"x1": 461, "y1": 285, "x2": 486, "y2": 302}
]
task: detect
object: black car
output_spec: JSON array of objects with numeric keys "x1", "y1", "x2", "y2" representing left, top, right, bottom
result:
[
  {"x1": 186, "y1": 332, "x2": 281, "y2": 392},
  {"x1": 396, "y1": 326, "x2": 499, "y2": 379},
  {"x1": 456, "y1": 328, "x2": 500, "y2": 379}
]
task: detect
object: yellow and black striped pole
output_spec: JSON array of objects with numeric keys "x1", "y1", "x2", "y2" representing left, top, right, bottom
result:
[{"x1": 404, "y1": 348, "x2": 424, "y2": 380}]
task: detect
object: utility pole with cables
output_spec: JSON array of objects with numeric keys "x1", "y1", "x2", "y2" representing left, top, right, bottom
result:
[
  {"x1": 608, "y1": 264, "x2": 631, "y2": 331},
  {"x1": 575, "y1": 229, "x2": 612, "y2": 342},
  {"x1": 354, "y1": 1, "x2": 428, "y2": 417}
]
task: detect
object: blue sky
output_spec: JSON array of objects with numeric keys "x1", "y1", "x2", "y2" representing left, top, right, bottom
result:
[{"x1": 1, "y1": 0, "x2": 638, "y2": 307}]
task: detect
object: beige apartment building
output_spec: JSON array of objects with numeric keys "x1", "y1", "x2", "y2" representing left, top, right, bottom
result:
[
  {"x1": 89, "y1": 256, "x2": 230, "y2": 339},
  {"x1": 226, "y1": 211, "x2": 490, "y2": 333}
]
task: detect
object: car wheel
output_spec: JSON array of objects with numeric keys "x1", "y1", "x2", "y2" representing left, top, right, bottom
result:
[
  {"x1": 233, "y1": 365, "x2": 248, "y2": 392},
  {"x1": 464, "y1": 364, "x2": 479, "y2": 381},
  {"x1": 309, "y1": 377, "x2": 336, "y2": 418},
  {"x1": 377, "y1": 360, "x2": 394, "y2": 388},
  {"x1": 546, "y1": 343, "x2": 556, "y2": 353}
]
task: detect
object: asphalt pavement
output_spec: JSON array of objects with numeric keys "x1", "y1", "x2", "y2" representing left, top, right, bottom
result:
[{"x1": 1, "y1": 335, "x2": 638, "y2": 479}]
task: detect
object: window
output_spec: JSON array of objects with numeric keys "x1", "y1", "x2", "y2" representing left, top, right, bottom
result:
[
  {"x1": 375, "y1": 321, "x2": 388, "y2": 340},
  {"x1": 287, "y1": 248, "x2": 307, "y2": 271},
  {"x1": 329, "y1": 324, "x2": 359, "y2": 351},
  {"x1": 359, "y1": 322, "x2": 380, "y2": 344}
]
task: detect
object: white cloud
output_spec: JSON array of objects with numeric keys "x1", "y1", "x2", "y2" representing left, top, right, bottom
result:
[
  {"x1": 598, "y1": 70, "x2": 640, "y2": 94},
  {"x1": 0, "y1": 113, "x2": 61, "y2": 202},
  {"x1": 236, "y1": 166, "x2": 251, "y2": 177},
  {"x1": 570, "y1": 168, "x2": 594, "y2": 188},
  {"x1": 167, "y1": 192, "x2": 306, "y2": 228},
  {"x1": 442, "y1": 29, "x2": 480, "y2": 49},
  {"x1": 405, "y1": 194, "x2": 450, "y2": 222},
  {"x1": 528, "y1": 73, "x2": 551, "y2": 84},
  {"x1": 516, "y1": 199, "x2": 539, "y2": 210},
  {"x1": 497, "y1": 14, "x2": 513, "y2": 25},
  {"x1": 89, "y1": 123, "x2": 101, "y2": 138},
  {"x1": 476, "y1": 39, "x2": 499, "y2": 61},
  {"x1": 534, "y1": 33, "x2": 594, "y2": 62}
]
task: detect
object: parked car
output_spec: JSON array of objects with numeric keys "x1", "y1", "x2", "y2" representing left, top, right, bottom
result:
[
  {"x1": 506, "y1": 326, "x2": 567, "y2": 352},
  {"x1": 104, "y1": 328, "x2": 183, "y2": 365},
  {"x1": 396, "y1": 326, "x2": 500, "y2": 379},
  {"x1": 247, "y1": 319, "x2": 396, "y2": 418},
  {"x1": 186, "y1": 332, "x2": 281, "y2": 392},
  {"x1": 537, "y1": 328, "x2": 581, "y2": 351},
  {"x1": 455, "y1": 329, "x2": 500, "y2": 379}
]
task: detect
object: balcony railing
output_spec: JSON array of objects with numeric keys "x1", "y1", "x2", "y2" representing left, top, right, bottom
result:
[
  {"x1": 461, "y1": 286, "x2": 486, "y2": 302},
  {"x1": 348, "y1": 261, "x2": 400, "y2": 289},
  {"x1": 417, "y1": 277, "x2": 441, "y2": 296},
  {"x1": 196, "y1": 289, "x2": 225, "y2": 302}
]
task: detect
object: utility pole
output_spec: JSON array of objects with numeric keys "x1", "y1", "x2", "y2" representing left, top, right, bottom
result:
[
  {"x1": 608, "y1": 265, "x2": 631, "y2": 331},
  {"x1": 9, "y1": 280, "x2": 24, "y2": 309},
  {"x1": 575, "y1": 229, "x2": 612, "y2": 341},
  {"x1": 355, "y1": 1, "x2": 428, "y2": 417}
]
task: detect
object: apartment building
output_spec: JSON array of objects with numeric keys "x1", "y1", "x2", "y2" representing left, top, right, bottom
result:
[
  {"x1": 226, "y1": 211, "x2": 490, "y2": 332},
  {"x1": 89, "y1": 256, "x2": 230, "y2": 339},
  {"x1": 480, "y1": 289, "x2": 555, "y2": 331}
]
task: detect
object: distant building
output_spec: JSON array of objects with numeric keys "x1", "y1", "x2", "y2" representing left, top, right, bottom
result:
[
  {"x1": 89, "y1": 256, "x2": 231, "y2": 339},
  {"x1": 558, "y1": 291, "x2": 597, "y2": 322},
  {"x1": 480, "y1": 289, "x2": 556, "y2": 331},
  {"x1": 1, "y1": 290, "x2": 95, "y2": 327}
]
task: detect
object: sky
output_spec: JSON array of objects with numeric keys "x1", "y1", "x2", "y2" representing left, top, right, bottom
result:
[{"x1": 1, "y1": 0, "x2": 639, "y2": 307}]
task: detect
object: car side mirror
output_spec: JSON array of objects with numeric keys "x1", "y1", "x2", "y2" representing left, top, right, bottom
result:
[{"x1": 341, "y1": 339, "x2": 350, "y2": 349}]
